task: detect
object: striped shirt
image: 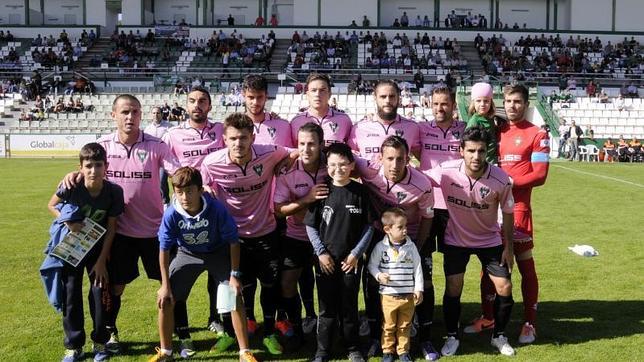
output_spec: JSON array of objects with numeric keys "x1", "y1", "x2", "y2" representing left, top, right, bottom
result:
[{"x1": 368, "y1": 236, "x2": 424, "y2": 295}]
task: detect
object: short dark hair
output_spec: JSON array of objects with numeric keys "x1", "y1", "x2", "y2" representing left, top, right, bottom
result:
[
  {"x1": 79, "y1": 142, "x2": 107, "y2": 164},
  {"x1": 112, "y1": 94, "x2": 140, "y2": 110},
  {"x1": 223, "y1": 112, "x2": 254, "y2": 133},
  {"x1": 306, "y1": 73, "x2": 331, "y2": 89},
  {"x1": 503, "y1": 84, "x2": 529, "y2": 103},
  {"x1": 381, "y1": 207, "x2": 407, "y2": 226},
  {"x1": 188, "y1": 85, "x2": 212, "y2": 105},
  {"x1": 460, "y1": 125, "x2": 491, "y2": 149},
  {"x1": 325, "y1": 142, "x2": 354, "y2": 162},
  {"x1": 171, "y1": 166, "x2": 203, "y2": 189},
  {"x1": 381, "y1": 135, "x2": 409, "y2": 155},
  {"x1": 431, "y1": 86, "x2": 456, "y2": 103},
  {"x1": 242, "y1": 74, "x2": 268, "y2": 93},
  {"x1": 298, "y1": 122, "x2": 324, "y2": 145},
  {"x1": 374, "y1": 79, "x2": 400, "y2": 95}
]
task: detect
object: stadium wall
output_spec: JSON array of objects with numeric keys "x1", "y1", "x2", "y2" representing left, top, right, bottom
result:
[
  {"x1": 43, "y1": 0, "x2": 85, "y2": 25},
  {"x1": 497, "y1": 0, "x2": 547, "y2": 30},
  {"x1": 322, "y1": 0, "x2": 377, "y2": 26},
  {"x1": 0, "y1": 0, "x2": 26, "y2": 25},
  {"x1": 211, "y1": 0, "x2": 259, "y2": 26}
]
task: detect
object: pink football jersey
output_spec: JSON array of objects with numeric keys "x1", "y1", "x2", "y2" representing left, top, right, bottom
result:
[
  {"x1": 290, "y1": 108, "x2": 352, "y2": 147},
  {"x1": 274, "y1": 160, "x2": 328, "y2": 241},
  {"x1": 200, "y1": 144, "x2": 289, "y2": 238},
  {"x1": 348, "y1": 114, "x2": 421, "y2": 161},
  {"x1": 98, "y1": 131, "x2": 180, "y2": 238},
  {"x1": 253, "y1": 112, "x2": 293, "y2": 147},
  {"x1": 428, "y1": 159, "x2": 514, "y2": 248},
  {"x1": 355, "y1": 158, "x2": 434, "y2": 241},
  {"x1": 418, "y1": 120, "x2": 466, "y2": 209},
  {"x1": 163, "y1": 120, "x2": 224, "y2": 168}
]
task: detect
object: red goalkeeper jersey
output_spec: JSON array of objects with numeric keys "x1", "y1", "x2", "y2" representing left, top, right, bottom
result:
[{"x1": 498, "y1": 120, "x2": 550, "y2": 212}]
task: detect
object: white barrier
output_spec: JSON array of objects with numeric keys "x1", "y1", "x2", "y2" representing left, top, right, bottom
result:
[
  {"x1": 9, "y1": 134, "x2": 100, "y2": 157},
  {"x1": 0, "y1": 135, "x2": 6, "y2": 157}
]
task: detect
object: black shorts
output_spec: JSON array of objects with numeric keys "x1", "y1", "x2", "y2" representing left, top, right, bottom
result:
[
  {"x1": 443, "y1": 244, "x2": 510, "y2": 278},
  {"x1": 109, "y1": 233, "x2": 161, "y2": 285},
  {"x1": 169, "y1": 246, "x2": 231, "y2": 302},
  {"x1": 427, "y1": 209, "x2": 449, "y2": 253},
  {"x1": 282, "y1": 236, "x2": 314, "y2": 270},
  {"x1": 239, "y1": 231, "x2": 281, "y2": 288},
  {"x1": 418, "y1": 242, "x2": 434, "y2": 281}
]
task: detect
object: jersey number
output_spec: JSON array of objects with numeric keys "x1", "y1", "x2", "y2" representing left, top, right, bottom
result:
[{"x1": 183, "y1": 231, "x2": 209, "y2": 245}]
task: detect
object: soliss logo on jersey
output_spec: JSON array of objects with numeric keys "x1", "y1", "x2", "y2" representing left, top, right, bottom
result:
[
  {"x1": 479, "y1": 186, "x2": 490, "y2": 198},
  {"x1": 136, "y1": 149, "x2": 148, "y2": 163},
  {"x1": 329, "y1": 122, "x2": 338, "y2": 133},
  {"x1": 253, "y1": 164, "x2": 264, "y2": 176},
  {"x1": 267, "y1": 127, "x2": 277, "y2": 138}
]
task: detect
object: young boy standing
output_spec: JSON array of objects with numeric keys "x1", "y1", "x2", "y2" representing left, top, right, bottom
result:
[
  {"x1": 368, "y1": 208, "x2": 423, "y2": 362},
  {"x1": 149, "y1": 167, "x2": 256, "y2": 362},
  {"x1": 304, "y1": 143, "x2": 374, "y2": 362},
  {"x1": 47, "y1": 143, "x2": 124, "y2": 362}
]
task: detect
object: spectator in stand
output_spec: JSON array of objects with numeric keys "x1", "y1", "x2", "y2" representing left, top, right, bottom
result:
[
  {"x1": 617, "y1": 136, "x2": 629, "y2": 161},
  {"x1": 585, "y1": 80, "x2": 598, "y2": 97},
  {"x1": 400, "y1": 12, "x2": 409, "y2": 27},
  {"x1": 420, "y1": 92, "x2": 430, "y2": 108},
  {"x1": 256, "y1": 15, "x2": 265, "y2": 26},
  {"x1": 628, "y1": 137, "x2": 642, "y2": 162},
  {"x1": 603, "y1": 138, "x2": 617, "y2": 162},
  {"x1": 415, "y1": 15, "x2": 423, "y2": 27},
  {"x1": 423, "y1": 15, "x2": 431, "y2": 27},
  {"x1": 627, "y1": 83, "x2": 638, "y2": 97},
  {"x1": 362, "y1": 15, "x2": 371, "y2": 27},
  {"x1": 614, "y1": 94, "x2": 626, "y2": 111},
  {"x1": 227, "y1": 14, "x2": 235, "y2": 26},
  {"x1": 169, "y1": 102, "x2": 186, "y2": 122},
  {"x1": 174, "y1": 81, "x2": 186, "y2": 96},
  {"x1": 270, "y1": 14, "x2": 279, "y2": 27},
  {"x1": 392, "y1": 18, "x2": 401, "y2": 27},
  {"x1": 598, "y1": 90, "x2": 609, "y2": 103}
]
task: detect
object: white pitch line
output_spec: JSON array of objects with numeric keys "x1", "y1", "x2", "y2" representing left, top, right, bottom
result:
[{"x1": 553, "y1": 165, "x2": 644, "y2": 188}]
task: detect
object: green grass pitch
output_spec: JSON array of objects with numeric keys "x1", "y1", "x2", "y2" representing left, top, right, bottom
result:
[{"x1": 0, "y1": 158, "x2": 642, "y2": 361}]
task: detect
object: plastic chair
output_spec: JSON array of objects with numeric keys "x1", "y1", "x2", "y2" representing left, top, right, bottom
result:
[
  {"x1": 586, "y1": 144, "x2": 599, "y2": 162},
  {"x1": 578, "y1": 145, "x2": 588, "y2": 161}
]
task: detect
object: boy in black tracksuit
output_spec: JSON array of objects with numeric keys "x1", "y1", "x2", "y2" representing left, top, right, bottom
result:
[{"x1": 305, "y1": 143, "x2": 374, "y2": 362}]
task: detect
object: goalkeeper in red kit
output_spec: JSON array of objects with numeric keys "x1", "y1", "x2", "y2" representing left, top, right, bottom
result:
[{"x1": 464, "y1": 84, "x2": 549, "y2": 345}]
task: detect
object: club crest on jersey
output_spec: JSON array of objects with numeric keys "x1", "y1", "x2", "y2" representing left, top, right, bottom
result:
[
  {"x1": 253, "y1": 164, "x2": 264, "y2": 176},
  {"x1": 514, "y1": 137, "x2": 522, "y2": 146},
  {"x1": 208, "y1": 131, "x2": 217, "y2": 141},
  {"x1": 322, "y1": 205, "x2": 334, "y2": 224},
  {"x1": 479, "y1": 186, "x2": 490, "y2": 198},
  {"x1": 267, "y1": 127, "x2": 277, "y2": 138},
  {"x1": 396, "y1": 191, "x2": 407, "y2": 203},
  {"x1": 452, "y1": 131, "x2": 460, "y2": 139},
  {"x1": 329, "y1": 122, "x2": 338, "y2": 133},
  {"x1": 136, "y1": 149, "x2": 148, "y2": 163},
  {"x1": 395, "y1": 129, "x2": 404, "y2": 137}
]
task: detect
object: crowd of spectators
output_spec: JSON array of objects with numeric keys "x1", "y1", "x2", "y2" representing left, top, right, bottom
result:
[
  {"x1": 195, "y1": 29, "x2": 275, "y2": 70},
  {"x1": 477, "y1": 33, "x2": 642, "y2": 77},
  {"x1": 444, "y1": 10, "x2": 489, "y2": 29},
  {"x1": 287, "y1": 30, "x2": 354, "y2": 71},
  {"x1": 362, "y1": 32, "x2": 467, "y2": 72}
]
